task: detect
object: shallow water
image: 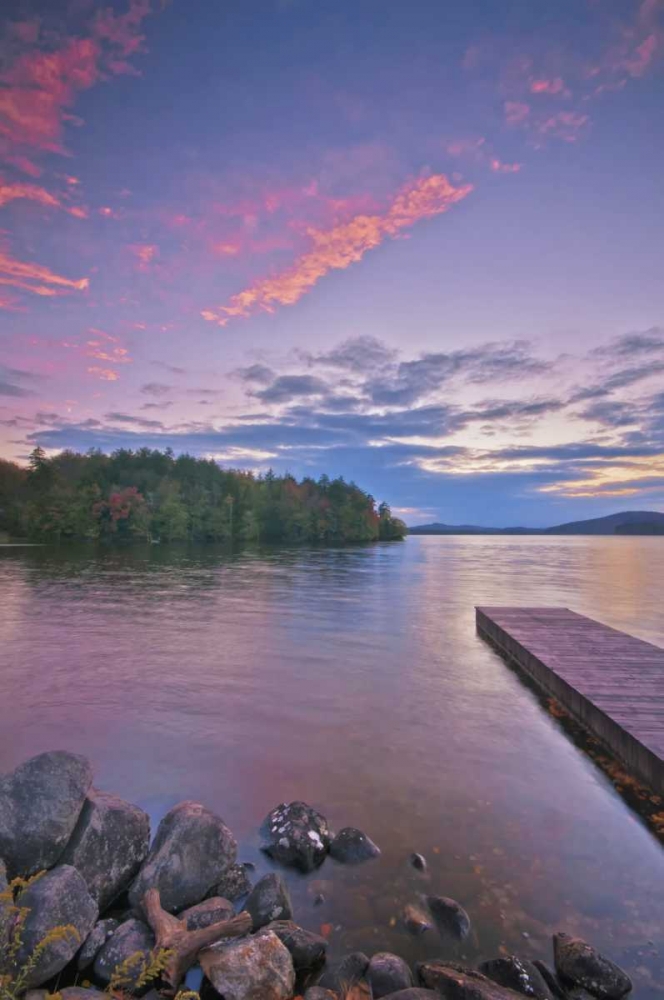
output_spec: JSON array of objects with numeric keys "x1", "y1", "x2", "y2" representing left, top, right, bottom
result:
[{"x1": 1, "y1": 536, "x2": 663, "y2": 993}]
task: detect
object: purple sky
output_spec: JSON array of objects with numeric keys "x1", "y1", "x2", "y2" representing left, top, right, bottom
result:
[{"x1": 1, "y1": 0, "x2": 663, "y2": 526}]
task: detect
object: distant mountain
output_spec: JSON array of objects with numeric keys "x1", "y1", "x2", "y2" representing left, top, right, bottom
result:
[{"x1": 408, "y1": 510, "x2": 664, "y2": 536}]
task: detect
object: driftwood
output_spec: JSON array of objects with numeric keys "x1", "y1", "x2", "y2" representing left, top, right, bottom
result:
[{"x1": 143, "y1": 888, "x2": 252, "y2": 989}]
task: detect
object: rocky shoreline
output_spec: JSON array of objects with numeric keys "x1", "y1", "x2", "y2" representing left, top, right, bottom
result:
[{"x1": 0, "y1": 751, "x2": 634, "y2": 1000}]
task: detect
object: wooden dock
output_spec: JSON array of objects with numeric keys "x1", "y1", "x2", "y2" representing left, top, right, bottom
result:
[{"x1": 476, "y1": 607, "x2": 664, "y2": 796}]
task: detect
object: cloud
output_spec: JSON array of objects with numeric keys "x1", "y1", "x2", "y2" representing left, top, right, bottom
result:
[
  {"x1": 595, "y1": 328, "x2": 664, "y2": 358},
  {"x1": 530, "y1": 77, "x2": 568, "y2": 95},
  {"x1": 0, "y1": 247, "x2": 89, "y2": 297},
  {"x1": 141, "y1": 381, "x2": 173, "y2": 396},
  {"x1": 105, "y1": 411, "x2": 165, "y2": 429},
  {"x1": 303, "y1": 335, "x2": 398, "y2": 373},
  {"x1": 0, "y1": 180, "x2": 87, "y2": 216},
  {"x1": 255, "y1": 374, "x2": 330, "y2": 404},
  {"x1": 233, "y1": 364, "x2": 276, "y2": 385},
  {"x1": 141, "y1": 400, "x2": 173, "y2": 411},
  {"x1": 201, "y1": 173, "x2": 473, "y2": 325},
  {"x1": 129, "y1": 243, "x2": 159, "y2": 270},
  {"x1": 87, "y1": 367, "x2": 119, "y2": 381},
  {"x1": 0, "y1": 364, "x2": 35, "y2": 397}
]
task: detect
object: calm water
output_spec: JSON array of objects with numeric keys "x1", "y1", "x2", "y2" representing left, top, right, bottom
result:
[{"x1": 1, "y1": 536, "x2": 663, "y2": 994}]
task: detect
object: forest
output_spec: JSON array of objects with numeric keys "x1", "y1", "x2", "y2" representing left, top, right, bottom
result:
[{"x1": 0, "y1": 447, "x2": 406, "y2": 545}]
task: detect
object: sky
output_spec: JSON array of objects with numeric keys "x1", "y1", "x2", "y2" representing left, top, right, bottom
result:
[{"x1": 1, "y1": 0, "x2": 663, "y2": 526}]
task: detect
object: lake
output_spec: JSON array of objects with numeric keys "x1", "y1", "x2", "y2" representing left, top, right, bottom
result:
[{"x1": 1, "y1": 535, "x2": 663, "y2": 993}]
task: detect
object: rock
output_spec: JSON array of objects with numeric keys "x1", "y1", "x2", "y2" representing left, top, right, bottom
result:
[
  {"x1": 305, "y1": 989, "x2": 338, "y2": 1000},
  {"x1": 60, "y1": 990, "x2": 107, "y2": 1000},
  {"x1": 417, "y1": 962, "x2": 525, "y2": 998},
  {"x1": 0, "y1": 858, "x2": 7, "y2": 891},
  {"x1": 368, "y1": 952, "x2": 414, "y2": 998},
  {"x1": 381, "y1": 992, "x2": 439, "y2": 1000},
  {"x1": 60, "y1": 790, "x2": 150, "y2": 912},
  {"x1": 128, "y1": 801, "x2": 236, "y2": 915},
  {"x1": 318, "y1": 951, "x2": 370, "y2": 993},
  {"x1": 77, "y1": 918, "x2": 119, "y2": 970},
  {"x1": 409, "y1": 853, "x2": 427, "y2": 872},
  {"x1": 180, "y1": 896, "x2": 234, "y2": 930},
  {"x1": 245, "y1": 873, "x2": 293, "y2": 929},
  {"x1": 260, "y1": 801, "x2": 330, "y2": 872},
  {"x1": 329, "y1": 827, "x2": 381, "y2": 864},
  {"x1": 532, "y1": 961, "x2": 568, "y2": 1000},
  {"x1": 266, "y1": 919, "x2": 327, "y2": 969},
  {"x1": 211, "y1": 862, "x2": 253, "y2": 902},
  {"x1": 425, "y1": 894, "x2": 471, "y2": 940},
  {"x1": 93, "y1": 917, "x2": 155, "y2": 989},
  {"x1": 553, "y1": 932, "x2": 632, "y2": 999},
  {"x1": 13, "y1": 865, "x2": 98, "y2": 988},
  {"x1": 403, "y1": 903, "x2": 432, "y2": 935},
  {"x1": 479, "y1": 957, "x2": 554, "y2": 998},
  {"x1": 200, "y1": 928, "x2": 295, "y2": 1000},
  {"x1": 0, "y1": 751, "x2": 93, "y2": 877}
]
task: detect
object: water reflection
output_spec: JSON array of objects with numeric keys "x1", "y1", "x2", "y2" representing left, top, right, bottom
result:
[{"x1": 0, "y1": 537, "x2": 663, "y2": 994}]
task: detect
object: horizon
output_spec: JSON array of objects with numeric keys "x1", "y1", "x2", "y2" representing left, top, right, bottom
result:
[{"x1": 1, "y1": 0, "x2": 664, "y2": 528}]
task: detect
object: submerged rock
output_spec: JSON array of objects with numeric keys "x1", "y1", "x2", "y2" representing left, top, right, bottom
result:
[
  {"x1": 266, "y1": 919, "x2": 327, "y2": 969},
  {"x1": 553, "y1": 932, "x2": 632, "y2": 999},
  {"x1": 128, "y1": 800, "x2": 236, "y2": 915},
  {"x1": 532, "y1": 961, "x2": 568, "y2": 1000},
  {"x1": 245, "y1": 873, "x2": 293, "y2": 929},
  {"x1": 318, "y1": 951, "x2": 370, "y2": 993},
  {"x1": 211, "y1": 862, "x2": 253, "y2": 902},
  {"x1": 403, "y1": 903, "x2": 432, "y2": 935},
  {"x1": 93, "y1": 918, "x2": 155, "y2": 989},
  {"x1": 479, "y1": 957, "x2": 554, "y2": 999},
  {"x1": 0, "y1": 751, "x2": 92, "y2": 877},
  {"x1": 60, "y1": 790, "x2": 150, "y2": 911},
  {"x1": 77, "y1": 918, "x2": 119, "y2": 970},
  {"x1": 200, "y1": 928, "x2": 295, "y2": 1000},
  {"x1": 417, "y1": 961, "x2": 525, "y2": 998},
  {"x1": 329, "y1": 827, "x2": 381, "y2": 864},
  {"x1": 409, "y1": 853, "x2": 427, "y2": 872},
  {"x1": 180, "y1": 896, "x2": 234, "y2": 930},
  {"x1": 14, "y1": 865, "x2": 98, "y2": 988},
  {"x1": 425, "y1": 894, "x2": 471, "y2": 940},
  {"x1": 380, "y1": 992, "x2": 439, "y2": 1000},
  {"x1": 368, "y1": 952, "x2": 414, "y2": 998},
  {"x1": 260, "y1": 801, "x2": 331, "y2": 872}
]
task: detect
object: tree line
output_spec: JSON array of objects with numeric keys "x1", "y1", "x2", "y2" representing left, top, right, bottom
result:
[{"x1": 0, "y1": 447, "x2": 407, "y2": 545}]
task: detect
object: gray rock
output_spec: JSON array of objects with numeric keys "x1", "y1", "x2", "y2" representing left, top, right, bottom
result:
[
  {"x1": 180, "y1": 896, "x2": 234, "y2": 930},
  {"x1": 329, "y1": 827, "x2": 381, "y2": 864},
  {"x1": 129, "y1": 800, "x2": 236, "y2": 915},
  {"x1": 425, "y1": 894, "x2": 471, "y2": 940},
  {"x1": 77, "y1": 918, "x2": 119, "y2": 970},
  {"x1": 304, "y1": 989, "x2": 337, "y2": 1000},
  {"x1": 200, "y1": 928, "x2": 295, "y2": 1000},
  {"x1": 0, "y1": 858, "x2": 7, "y2": 891},
  {"x1": 553, "y1": 933, "x2": 632, "y2": 999},
  {"x1": 211, "y1": 862, "x2": 252, "y2": 902},
  {"x1": 402, "y1": 903, "x2": 432, "y2": 935},
  {"x1": 245, "y1": 873, "x2": 293, "y2": 929},
  {"x1": 0, "y1": 751, "x2": 93, "y2": 877},
  {"x1": 409, "y1": 853, "x2": 427, "y2": 872},
  {"x1": 13, "y1": 865, "x2": 98, "y2": 988},
  {"x1": 479, "y1": 957, "x2": 554, "y2": 999},
  {"x1": 266, "y1": 919, "x2": 327, "y2": 969},
  {"x1": 381, "y1": 992, "x2": 439, "y2": 1000},
  {"x1": 532, "y1": 961, "x2": 568, "y2": 1000},
  {"x1": 60, "y1": 790, "x2": 150, "y2": 912},
  {"x1": 60, "y1": 990, "x2": 107, "y2": 1000},
  {"x1": 318, "y1": 951, "x2": 370, "y2": 993},
  {"x1": 93, "y1": 918, "x2": 155, "y2": 989},
  {"x1": 368, "y1": 953, "x2": 414, "y2": 998},
  {"x1": 417, "y1": 962, "x2": 525, "y2": 998},
  {"x1": 260, "y1": 801, "x2": 330, "y2": 872}
]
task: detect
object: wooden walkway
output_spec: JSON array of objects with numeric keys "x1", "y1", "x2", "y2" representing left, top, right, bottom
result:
[{"x1": 476, "y1": 607, "x2": 664, "y2": 795}]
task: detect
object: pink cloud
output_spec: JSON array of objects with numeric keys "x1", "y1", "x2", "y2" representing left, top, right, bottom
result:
[
  {"x1": 530, "y1": 77, "x2": 569, "y2": 95},
  {"x1": 504, "y1": 101, "x2": 531, "y2": 126},
  {"x1": 202, "y1": 173, "x2": 473, "y2": 326},
  {"x1": 0, "y1": 246, "x2": 89, "y2": 297},
  {"x1": 489, "y1": 158, "x2": 522, "y2": 173}
]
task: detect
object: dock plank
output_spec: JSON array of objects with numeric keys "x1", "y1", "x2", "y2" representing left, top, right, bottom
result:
[{"x1": 476, "y1": 606, "x2": 664, "y2": 794}]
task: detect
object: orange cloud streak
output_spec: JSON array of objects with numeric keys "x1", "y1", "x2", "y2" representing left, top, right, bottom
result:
[
  {"x1": 202, "y1": 174, "x2": 473, "y2": 325},
  {"x1": 0, "y1": 249, "x2": 89, "y2": 297},
  {"x1": 0, "y1": 179, "x2": 88, "y2": 216}
]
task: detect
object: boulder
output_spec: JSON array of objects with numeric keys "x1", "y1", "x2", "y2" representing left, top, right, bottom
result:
[
  {"x1": 260, "y1": 802, "x2": 330, "y2": 872},
  {"x1": 13, "y1": 865, "x2": 98, "y2": 988},
  {"x1": 409, "y1": 853, "x2": 427, "y2": 872},
  {"x1": 128, "y1": 801, "x2": 236, "y2": 915},
  {"x1": 60, "y1": 790, "x2": 150, "y2": 911},
  {"x1": 200, "y1": 928, "x2": 295, "y2": 1000},
  {"x1": 77, "y1": 918, "x2": 119, "y2": 970},
  {"x1": 553, "y1": 932, "x2": 632, "y2": 999},
  {"x1": 266, "y1": 919, "x2": 327, "y2": 969},
  {"x1": 60, "y1": 990, "x2": 107, "y2": 1000},
  {"x1": 425, "y1": 894, "x2": 471, "y2": 940},
  {"x1": 180, "y1": 896, "x2": 234, "y2": 930},
  {"x1": 418, "y1": 962, "x2": 526, "y2": 998},
  {"x1": 403, "y1": 903, "x2": 432, "y2": 935},
  {"x1": 304, "y1": 989, "x2": 338, "y2": 1000},
  {"x1": 245, "y1": 873, "x2": 293, "y2": 929},
  {"x1": 381, "y1": 993, "x2": 439, "y2": 1000},
  {"x1": 93, "y1": 918, "x2": 155, "y2": 989},
  {"x1": 479, "y1": 957, "x2": 554, "y2": 999},
  {"x1": 329, "y1": 828, "x2": 381, "y2": 864},
  {"x1": 0, "y1": 751, "x2": 93, "y2": 877},
  {"x1": 318, "y1": 951, "x2": 370, "y2": 993},
  {"x1": 0, "y1": 858, "x2": 7, "y2": 891},
  {"x1": 368, "y1": 952, "x2": 413, "y2": 998},
  {"x1": 211, "y1": 862, "x2": 253, "y2": 902},
  {"x1": 532, "y1": 961, "x2": 568, "y2": 1000}
]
